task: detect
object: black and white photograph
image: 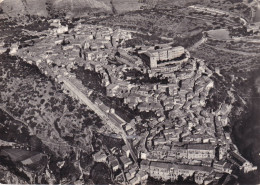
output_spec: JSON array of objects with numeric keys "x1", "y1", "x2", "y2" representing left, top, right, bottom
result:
[{"x1": 0, "y1": 0, "x2": 260, "y2": 184}]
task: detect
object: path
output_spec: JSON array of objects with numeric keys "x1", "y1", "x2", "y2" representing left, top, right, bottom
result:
[
  {"x1": 189, "y1": 33, "x2": 208, "y2": 51},
  {"x1": 204, "y1": 44, "x2": 260, "y2": 56}
]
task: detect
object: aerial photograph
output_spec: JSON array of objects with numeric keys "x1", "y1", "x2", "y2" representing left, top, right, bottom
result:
[{"x1": 0, "y1": 0, "x2": 260, "y2": 184}]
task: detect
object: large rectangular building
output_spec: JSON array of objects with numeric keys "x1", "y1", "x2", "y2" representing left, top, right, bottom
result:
[
  {"x1": 187, "y1": 144, "x2": 215, "y2": 159},
  {"x1": 145, "y1": 161, "x2": 213, "y2": 182},
  {"x1": 168, "y1": 46, "x2": 185, "y2": 60},
  {"x1": 158, "y1": 48, "x2": 168, "y2": 61},
  {"x1": 143, "y1": 46, "x2": 185, "y2": 69}
]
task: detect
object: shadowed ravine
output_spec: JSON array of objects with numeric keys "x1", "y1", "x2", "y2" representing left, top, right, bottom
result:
[{"x1": 233, "y1": 71, "x2": 260, "y2": 184}]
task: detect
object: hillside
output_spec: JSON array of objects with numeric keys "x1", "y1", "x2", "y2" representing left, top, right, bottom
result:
[
  {"x1": 0, "y1": 0, "x2": 112, "y2": 17},
  {"x1": 0, "y1": 0, "x2": 148, "y2": 18},
  {"x1": 49, "y1": 0, "x2": 113, "y2": 17},
  {"x1": 111, "y1": 0, "x2": 146, "y2": 14},
  {"x1": 0, "y1": 0, "x2": 49, "y2": 17}
]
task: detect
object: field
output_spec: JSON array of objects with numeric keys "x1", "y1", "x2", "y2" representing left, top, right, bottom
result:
[
  {"x1": 156, "y1": 0, "x2": 252, "y2": 20},
  {"x1": 0, "y1": 149, "x2": 38, "y2": 162},
  {"x1": 191, "y1": 41, "x2": 260, "y2": 73},
  {"x1": 112, "y1": 0, "x2": 145, "y2": 13}
]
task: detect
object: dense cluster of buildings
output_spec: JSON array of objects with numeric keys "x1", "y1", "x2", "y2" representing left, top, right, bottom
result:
[{"x1": 15, "y1": 20, "x2": 257, "y2": 185}]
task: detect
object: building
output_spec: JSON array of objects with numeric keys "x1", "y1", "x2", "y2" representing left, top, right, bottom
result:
[
  {"x1": 147, "y1": 161, "x2": 214, "y2": 182},
  {"x1": 120, "y1": 156, "x2": 133, "y2": 169},
  {"x1": 106, "y1": 82, "x2": 133, "y2": 98},
  {"x1": 149, "y1": 162, "x2": 171, "y2": 181},
  {"x1": 142, "y1": 46, "x2": 185, "y2": 68},
  {"x1": 108, "y1": 155, "x2": 120, "y2": 171},
  {"x1": 106, "y1": 84, "x2": 119, "y2": 97},
  {"x1": 140, "y1": 160, "x2": 150, "y2": 171},
  {"x1": 187, "y1": 144, "x2": 215, "y2": 159},
  {"x1": 149, "y1": 143, "x2": 215, "y2": 161},
  {"x1": 229, "y1": 151, "x2": 257, "y2": 173},
  {"x1": 93, "y1": 151, "x2": 107, "y2": 163}
]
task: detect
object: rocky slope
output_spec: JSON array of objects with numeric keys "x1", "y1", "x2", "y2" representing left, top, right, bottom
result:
[
  {"x1": 0, "y1": 0, "x2": 49, "y2": 17},
  {"x1": 0, "y1": 0, "x2": 112, "y2": 17},
  {"x1": 0, "y1": 0, "x2": 147, "y2": 17}
]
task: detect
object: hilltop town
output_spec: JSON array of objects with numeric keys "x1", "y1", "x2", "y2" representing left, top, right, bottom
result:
[
  {"x1": 6, "y1": 19, "x2": 256, "y2": 184},
  {"x1": 0, "y1": 0, "x2": 260, "y2": 183}
]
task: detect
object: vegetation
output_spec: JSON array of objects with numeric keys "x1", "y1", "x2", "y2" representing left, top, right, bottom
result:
[
  {"x1": 0, "y1": 16, "x2": 51, "y2": 47},
  {"x1": 229, "y1": 26, "x2": 254, "y2": 37},
  {"x1": 206, "y1": 73, "x2": 232, "y2": 111},
  {"x1": 226, "y1": 0, "x2": 243, "y2": 3},
  {"x1": 0, "y1": 53, "x2": 103, "y2": 156},
  {"x1": 91, "y1": 162, "x2": 112, "y2": 184}
]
